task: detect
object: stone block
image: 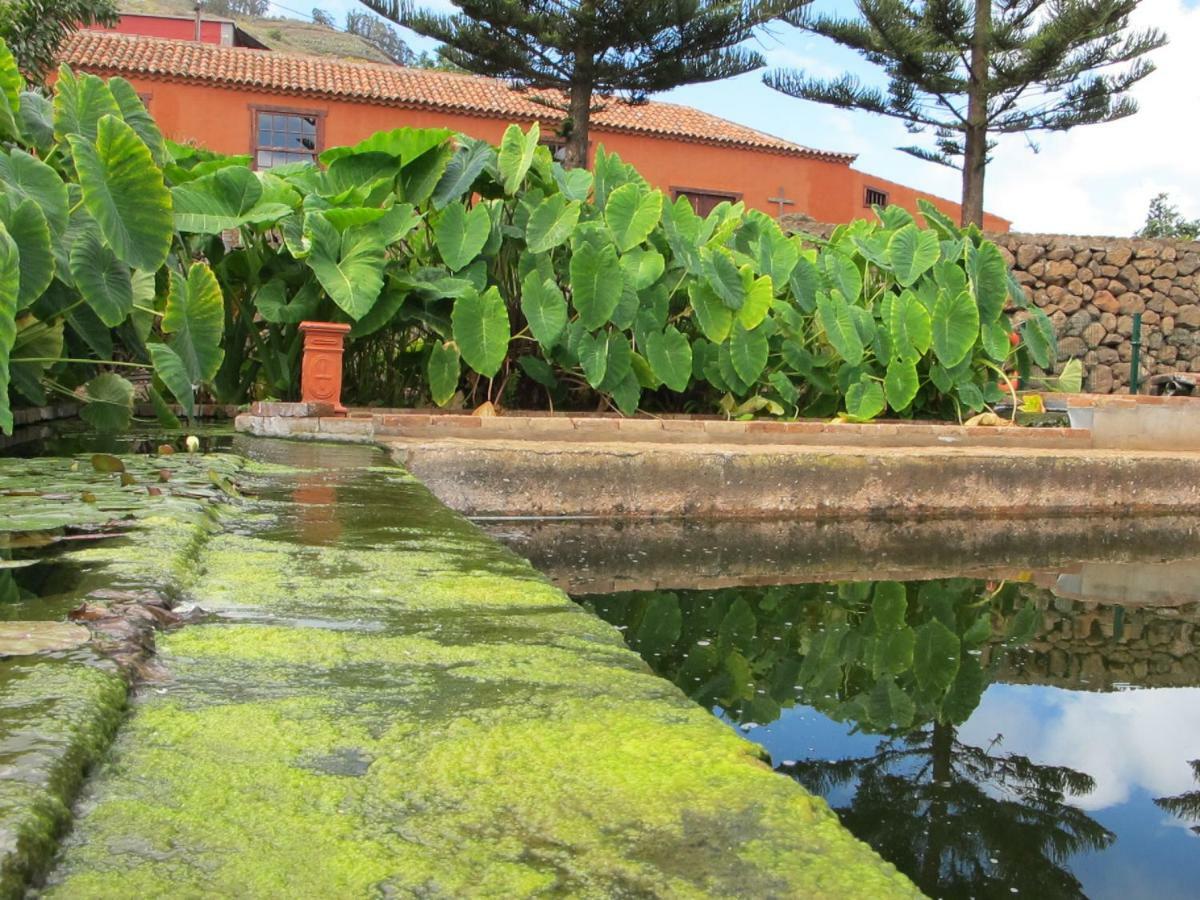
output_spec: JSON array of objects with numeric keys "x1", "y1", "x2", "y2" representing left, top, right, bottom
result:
[
  {"x1": 1178, "y1": 306, "x2": 1200, "y2": 328},
  {"x1": 1092, "y1": 290, "x2": 1120, "y2": 313},
  {"x1": 1106, "y1": 245, "x2": 1133, "y2": 267},
  {"x1": 1083, "y1": 322, "x2": 1107, "y2": 348}
]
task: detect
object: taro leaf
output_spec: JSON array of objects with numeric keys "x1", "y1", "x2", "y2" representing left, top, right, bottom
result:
[
  {"x1": 525, "y1": 194, "x2": 581, "y2": 255},
  {"x1": 578, "y1": 330, "x2": 609, "y2": 389},
  {"x1": 17, "y1": 91, "x2": 53, "y2": 154},
  {"x1": 816, "y1": 291, "x2": 863, "y2": 365},
  {"x1": 605, "y1": 183, "x2": 662, "y2": 252},
  {"x1": 254, "y1": 278, "x2": 320, "y2": 326},
  {"x1": 0, "y1": 197, "x2": 52, "y2": 309},
  {"x1": 888, "y1": 224, "x2": 941, "y2": 287},
  {"x1": 427, "y1": 341, "x2": 461, "y2": 407},
  {"x1": 69, "y1": 230, "x2": 132, "y2": 327},
  {"x1": 366, "y1": 202, "x2": 421, "y2": 246},
  {"x1": 518, "y1": 354, "x2": 557, "y2": 389},
  {"x1": 718, "y1": 597, "x2": 758, "y2": 656},
  {"x1": 789, "y1": 255, "x2": 820, "y2": 312},
  {"x1": 1021, "y1": 307, "x2": 1057, "y2": 369},
  {"x1": 0, "y1": 622, "x2": 90, "y2": 656},
  {"x1": 918, "y1": 198, "x2": 959, "y2": 240},
  {"x1": 872, "y1": 627, "x2": 916, "y2": 678},
  {"x1": 867, "y1": 676, "x2": 916, "y2": 731},
  {"x1": 163, "y1": 265, "x2": 225, "y2": 383},
  {"x1": 349, "y1": 286, "x2": 407, "y2": 339},
  {"x1": 689, "y1": 281, "x2": 733, "y2": 343},
  {"x1": 435, "y1": 202, "x2": 491, "y2": 272},
  {"x1": 645, "y1": 326, "x2": 692, "y2": 392},
  {"x1": 956, "y1": 381, "x2": 986, "y2": 412},
  {"x1": 610, "y1": 370, "x2": 642, "y2": 415},
  {"x1": 738, "y1": 273, "x2": 773, "y2": 330},
  {"x1": 757, "y1": 229, "x2": 799, "y2": 286},
  {"x1": 0, "y1": 149, "x2": 68, "y2": 237},
  {"x1": 701, "y1": 246, "x2": 745, "y2": 310},
  {"x1": 941, "y1": 654, "x2": 986, "y2": 724},
  {"x1": 0, "y1": 223, "x2": 18, "y2": 434},
  {"x1": 0, "y1": 40, "x2": 19, "y2": 141},
  {"x1": 1057, "y1": 357, "x2": 1083, "y2": 393},
  {"x1": 1006, "y1": 602, "x2": 1041, "y2": 644},
  {"x1": 519, "y1": 271, "x2": 567, "y2": 349},
  {"x1": 933, "y1": 259, "x2": 967, "y2": 296},
  {"x1": 931, "y1": 289, "x2": 979, "y2": 368},
  {"x1": 884, "y1": 357, "x2": 919, "y2": 411},
  {"x1": 729, "y1": 320, "x2": 768, "y2": 386},
  {"x1": 306, "y1": 214, "x2": 385, "y2": 320},
  {"x1": 980, "y1": 320, "x2": 1011, "y2": 362},
  {"x1": 149, "y1": 342, "x2": 195, "y2": 418},
  {"x1": 432, "y1": 136, "x2": 496, "y2": 208},
  {"x1": 620, "y1": 248, "x2": 665, "y2": 291},
  {"x1": 631, "y1": 592, "x2": 682, "y2": 658},
  {"x1": 886, "y1": 289, "x2": 932, "y2": 361},
  {"x1": 497, "y1": 122, "x2": 539, "y2": 194},
  {"x1": 569, "y1": 241, "x2": 623, "y2": 329},
  {"x1": 913, "y1": 619, "x2": 960, "y2": 695},
  {"x1": 451, "y1": 286, "x2": 509, "y2": 378},
  {"x1": 80, "y1": 372, "x2": 134, "y2": 432},
  {"x1": 68, "y1": 115, "x2": 173, "y2": 272},
  {"x1": 53, "y1": 68, "x2": 119, "y2": 144},
  {"x1": 90, "y1": 453, "x2": 125, "y2": 473},
  {"x1": 599, "y1": 332, "x2": 633, "y2": 393},
  {"x1": 877, "y1": 205, "x2": 915, "y2": 230},
  {"x1": 845, "y1": 375, "x2": 884, "y2": 421},
  {"x1": 108, "y1": 77, "x2": 165, "y2": 164},
  {"x1": 822, "y1": 250, "x2": 862, "y2": 302},
  {"x1": 552, "y1": 164, "x2": 593, "y2": 202},
  {"x1": 872, "y1": 582, "x2": 908, "y2": 628},
  {"x1": 172, "y1": 166, "x2": 290, "y2": 234},
  {"x1": 966, "y1": 240, "x2": 1009, "y2": 322},
  {"x1": 149, "y1": 384, "x2": 182, "y2": 429}
]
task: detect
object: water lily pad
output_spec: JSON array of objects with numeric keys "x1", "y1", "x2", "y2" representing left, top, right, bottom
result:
[{"x1": 0, "y1": 621, "x2": 90, "y2": 656}]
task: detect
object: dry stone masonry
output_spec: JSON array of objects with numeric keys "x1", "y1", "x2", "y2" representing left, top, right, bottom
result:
[{"x1": 995, "y1": 234, "x2": 1200, "y2": 393}]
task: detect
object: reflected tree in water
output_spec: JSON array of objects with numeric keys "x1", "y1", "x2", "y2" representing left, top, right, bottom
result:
[
  {"x1": 1154, "y1": 759, "x2": 1200, "y2": 835},
  {"x1": 585, "y1": 577, "x2": 1113, "y2": 899}
]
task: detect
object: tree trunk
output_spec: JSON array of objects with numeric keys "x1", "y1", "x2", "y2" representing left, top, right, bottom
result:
[
  {"x1": 961, "y1": 0, "x2": 991, "y2": 228},
  {"x1": 561, "y1": 81, "x2": 592, "y2": 169}
]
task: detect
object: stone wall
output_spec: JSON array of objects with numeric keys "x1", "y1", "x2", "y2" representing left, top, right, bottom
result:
[{"x1": 995, "y1": 233, "x2": 1200, "y2": 393}]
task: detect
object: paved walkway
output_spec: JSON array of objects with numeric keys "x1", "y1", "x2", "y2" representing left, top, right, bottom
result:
[{"x1": 45, "y1": 440, "x2": 915, "y2": 898}]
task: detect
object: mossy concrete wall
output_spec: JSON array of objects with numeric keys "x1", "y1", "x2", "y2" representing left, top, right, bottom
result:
[{"x1": 46, "y1": 440, "x2": 918, "y2": 898}]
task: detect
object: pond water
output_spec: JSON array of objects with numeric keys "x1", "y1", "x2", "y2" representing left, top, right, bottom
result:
[{"x1": 490, "y1": 518, "x2": 1200, "y2": 900}]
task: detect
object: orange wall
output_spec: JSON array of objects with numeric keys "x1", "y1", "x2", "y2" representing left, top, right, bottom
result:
[{"x1": 124, "y1": 76, "x2": 1009, "y2": 231}]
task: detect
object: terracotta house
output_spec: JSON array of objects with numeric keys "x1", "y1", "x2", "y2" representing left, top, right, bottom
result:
[{"x1": 65, "y1": 25, "x2": 1010, "y2": 231}]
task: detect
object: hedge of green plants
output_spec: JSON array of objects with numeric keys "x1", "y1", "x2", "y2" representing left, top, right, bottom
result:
[{"x1": 0, "y1": 37, "x2": 1063, "y2": 436}]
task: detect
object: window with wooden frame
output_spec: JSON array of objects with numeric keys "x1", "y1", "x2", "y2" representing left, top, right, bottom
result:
[
  {"x1": 251, "y1": 106, "x2": 324, "y2": 168},
  {"x1": 864, "y1": 186, "x2": 889, "y2": 208},
  {"x1": 670, "y1": 186, "x2": 742, "y2": 217}
]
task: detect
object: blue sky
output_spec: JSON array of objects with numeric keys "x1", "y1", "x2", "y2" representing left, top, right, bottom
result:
[{"x1": 269, "y1": 0, "x2": 1199, "y2": 235}]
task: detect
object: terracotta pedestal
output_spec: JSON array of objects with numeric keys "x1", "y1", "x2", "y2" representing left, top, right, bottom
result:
[{"x1": 298, "y1": 321, "x2": 351, "y2": 415}]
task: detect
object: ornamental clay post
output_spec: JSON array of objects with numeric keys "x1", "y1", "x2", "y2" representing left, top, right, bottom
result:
[{"x1": 298, "y1": 321, "x2": 351, "y2": 415}]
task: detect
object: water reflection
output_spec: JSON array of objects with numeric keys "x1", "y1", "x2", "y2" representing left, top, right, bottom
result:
[{"x1": 576, "y1": 578, "x2": 1200, "y2": 899}]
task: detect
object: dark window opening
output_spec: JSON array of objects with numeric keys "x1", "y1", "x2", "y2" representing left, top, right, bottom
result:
[
  {"x1": 253, "y1": 109, "x2": 322, "y2": 168},
  {"x1": 864, "y1": 186, "x2": 889, "y2": 208},
  {"x1": 671, "y1": 187, "x2": 742, "y2": 218}
]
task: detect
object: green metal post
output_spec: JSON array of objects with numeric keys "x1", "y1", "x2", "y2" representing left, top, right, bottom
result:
[{"x1": 1129, "y1": 312, "x2": 1142, "y2": 395}]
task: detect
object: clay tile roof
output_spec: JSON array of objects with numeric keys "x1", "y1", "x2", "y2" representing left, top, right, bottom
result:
[{"x1": 62, "y1": 31, "x2": 856, "y2": 164}]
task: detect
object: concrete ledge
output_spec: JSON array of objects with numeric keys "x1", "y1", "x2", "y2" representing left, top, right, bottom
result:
[{"x1": 388, "y1": 438, "x2": 1200, "y2": 519}]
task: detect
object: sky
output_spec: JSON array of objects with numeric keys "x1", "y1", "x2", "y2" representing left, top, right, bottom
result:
[{"x1": 269, "y1": 0, "x2": 1200, "y2": 236}]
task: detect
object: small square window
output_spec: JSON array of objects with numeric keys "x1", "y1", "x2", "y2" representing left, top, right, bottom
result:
[
  {"x1": 865, "y1": 187, "x2": 889, "y2": 208},
  {"x1": 253, "y1": 109, "x2": 322, "y2": 168}
]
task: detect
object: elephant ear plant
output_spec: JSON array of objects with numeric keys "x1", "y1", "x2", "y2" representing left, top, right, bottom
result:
[{"x1": 0, "y1": 38, "x2": 227, "y2": 435}]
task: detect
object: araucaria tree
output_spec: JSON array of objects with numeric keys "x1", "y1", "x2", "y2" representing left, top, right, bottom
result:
[
  {"x1": 0, "y1": 0, "x2": 117, "y2": 82},
  {"x1": 356, "y1": 1, "x2": 811, "y2": 169},
  {"x1": 765, "y1": 0, "x2": 1165, "y2": 227}
]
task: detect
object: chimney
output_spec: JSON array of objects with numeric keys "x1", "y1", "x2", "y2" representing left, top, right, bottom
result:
[{"x1": 194, "y1": 1, "x2": 203, "y2": 42}]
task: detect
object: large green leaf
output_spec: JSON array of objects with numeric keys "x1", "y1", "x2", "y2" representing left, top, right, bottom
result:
[
  {"x1": 645, "y1": 326, "x2": 692, "y2": 392},
  {"x1": 552, "y1": 164, "x2": 593, "y2": 201},
  {"x1": 913, "y1": 620, "x2": 961, "y2": 695},
  {"x1": 816, "y1": 291, "x2": 864, "y2": 365},
  {"x1": 525, "y1": 194, "x2": 581, "y2": 254},
  {"x1": 451, "y1": 286, "x2": 509, "y2": 377},
  {"x1": 68, "y1": 115, "x2": 173, "y2": 272},
  {"x1": 53, "y1": 68, "x2": 120, "y2": 143},
  {"x1": 149, "y1": 341, "x2": 195, "y2": 418},
  {"x1": 578, "y1": 330, "x2": 609, "y2": 388},
  {"x1": 432, "y1": 136, "x2": 496, "y2": 208},
  {"x1": 569, "y1": 241, "x2": 623, "y2": 329},
  {"x1": 69, "y1": 230, "x2": 132, "y2": 327},
  {"x1": 737, "y1": 273, "x2": 773, "y2": 330},
  {"x1": 108, "y1": 77, "x2": 165, "y2": 164},
  {"x1": 0, "y1": 198, "x2": 52, "y2": 309},
  {"x1": 254, "y1": 278, "x2": 321, "y2": 326},
  {"x1": 845, "y1": 375, "x2": 884, "y2": 421},
  {"x1": 0, "y1": 149, "x2": 68, "y2": 236},
  {"x1": 0, "y1": 38, "x2": 21, "y2": 142},
  {"x1": 688, "y1": 281, "x2": 732, "y2": 343},
  {"x1": 887, "y1": 224, "x2": 941, "y2": 287},
  {"x1": 427, "y1": 341, "x2": 461, "y2": 406},
  {"x1": 884, "y1": 357, "x2": 919, "y2": 411},
  {"x1": 729, "y1": 320, "x2": 768, "y2": 385},
  {"x1": 701, "y1": 247, "x2": 745, "y2": 310},
  {"x1": 435, "y1": 202, "x2": 491, "y2": 271},
  {"x1": 885, "y1": 289, "x2": 931, "y2": 361},
  {"x1": 1021, "y1": 306, "x2": 1058, "y2": 369},
  {"x1": 605, "y1": 183, "x2": 662, "y2": 252},
  {"x1": 822, "y1": 250, "x2": 862, "y2": 302},
  {"x1": 306, "y1": 214, "x2": 386, "y2": 319},
  {"x1": 967, "y1": 240, "x2": 1009, "y2": 322},
  {"x1": 17, "y1": 90, "x2": 52, "y2": 154},
  {"x1": 980, "y1": 320, "x2": 1011, "y2": 362},
  {"x1": 172, "y1": 166, "x2": 291, "y2": 234},
  {"x1": 620, "y1": 248, "x2": 664, "y2": 291},
  {"x1": 163, "y1": 264, "x2": 225, "y2": 383},
  {"x1": 79, "y1": 373, "x2": 134, "y2": 432},
  {"x1": 931, "y1": 289, "x2": 980, "y2": 368},
  {"x1": 520, "y1": 271, "x2": 567, "y2": 349},
  {"x1": 497, "y1": 123, "x2": 539, "y2": 194},
  {"x1": 0, "y1": 223, "x2": 17, "y2": 434},
  {"x1": 866, "y1": 677, "x2": 916, "y2": 731}
]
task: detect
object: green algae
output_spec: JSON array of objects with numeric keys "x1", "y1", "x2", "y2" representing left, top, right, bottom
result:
[{"x1": 46, "y1": 441, "x2": 920, "y2": 898}]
